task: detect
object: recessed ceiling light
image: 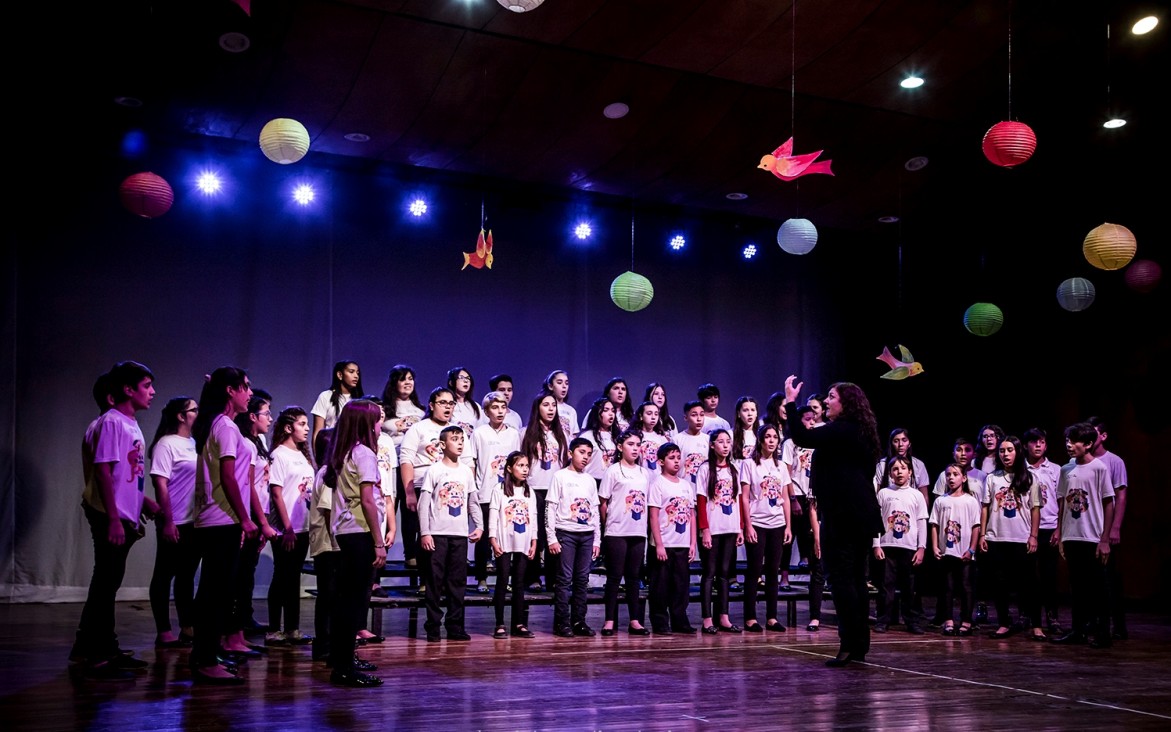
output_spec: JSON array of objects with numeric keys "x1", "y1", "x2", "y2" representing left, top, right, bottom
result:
[
  {"x1": 878, "y1": 215, "x2": 900, "y2": 224},
  {"x1": 1132, "y1": 16, "x2": 1158, "y2": 35},
  {"x1": 114, "y1": 96, "x2": 143, "y2": 108},
  {"x1": 603, "y1": 102, "x2": 629, "y2": 119},
  {"x1": 344, "y1": 132, "x2": 370, "y2": 142},
  {"x1": 219, "y1": 31, "x2": 251, "y2": 53},
  {"x1": 900, "y1": 76, "x2": 924, "y2": 89},
  {"x1": 1103, "y1": 118, "x2": 1127, "y2": 129},
  {"x1": 905, "y1": 156, "x2": 929, "y2": 171},
  {"x1": 725, "y1": 192, "x2": 748, "y2": 201}
]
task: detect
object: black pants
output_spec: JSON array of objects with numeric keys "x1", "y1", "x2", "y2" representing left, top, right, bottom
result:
[
  {"x1": 987, "y1": 541, "x2": 1040, "y2": 628},
  {"x1": 232, "y1": 535, "x2": 262, "y2": 631},
  {"x1": 1036, "y1": 527, "x2": 1060, "y2": 623},
  {"x1": 825, "y1": 530, "x2": 872, "y2": 657},
  {"x1": 269, "y1": 531, "x2": 310, "y2": 633},
  {"x1": 399, "y1": 469, "x2": 419, "y2": 562},
  {"x1": 1107, "y1": 542, "x2": 1127, "y2": 634},
  {"x1": 494, "y1": 552, "x2": 530, "y2": 626},
  {"x1": 192, "y1": 524, "x2": 242, "y2": 668},
  {"x1": 1064, "y1": 540, "x2": 1110, "y2": 639},
  {"x1": 475, "y1": 504, "x2": 493, "y2": 582},
  {"x1": 425, "y1": 535, "x2": 469, "y2": 633},
  {"x1": 649, "y1": 547, "x2": 691, "y2": 631},
  {"x1": 781, "y1": 496, "x2": 825, "y2": 620},
  {"x1": 149, "y1": 521, "x2": 200, "y2": 634},
  {"x1": 603, "y1": 535, "x2": 646, "y2": 624},
  {"x1": 526, "y1": 490, "x2": 559, "y2": 590},
  {"x1": 312, "y1": 551, "x2": 338, "y2": 659},
  {"x1": 75, "y1": 504, "x2": 140, "y2": 662},
  {"x1": 744, "y1": 525, "x2": 786, "y2": 622},
  {"x1": 332, "y1": 533, "x2": 374, "y2": 674},
  {"x1": 553, "y1": 529, "x2": 594, "y2": 628},
  {"x1": 876, "y1": 546, "x2": 921, "y2": 626},
  {"x1": 939, "y1": 555, "x2": 974, "y2": 623},
  {"x1": 700, "y1": 533, "x2": 737, "y2": 620}
]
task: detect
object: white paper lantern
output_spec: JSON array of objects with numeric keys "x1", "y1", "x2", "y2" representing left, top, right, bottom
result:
[
  {"x1": 259, "y1": 118, "x2": 310, "y2": 164},
  {"x1": 497, "y1": 0, "x2": 544, "y2": 11},
  {"x1": 1056, "y1": 277, "x2": 1096, "y2": 312},
  {"x1": 777, "y1": 218, "x2": 818, "y2": 255}
]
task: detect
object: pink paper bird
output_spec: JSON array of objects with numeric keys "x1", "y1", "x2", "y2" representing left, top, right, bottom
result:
[{"x1": 758, "y1": 137, "x2": 834, "y2": 181}]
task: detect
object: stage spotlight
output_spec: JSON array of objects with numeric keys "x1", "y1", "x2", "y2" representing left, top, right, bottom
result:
[
  {"x1": 574, "y1": 221, "x2": 593, "y2": 240},
  {"x1": 669, "y1": 234, "x2": 686, "y2": 251},
  {"x1": 409, "y1": 198, "x2": 428, "y2": 217},
  {"x1": 196, "y1": 171, "x2": 222, "y2": 195},
  {"x1": 742, "y1": 244, "x2": 758, "y2": 260},
  {"x1": 293, "y1": 183, "x2": 315, "y2": 205}
]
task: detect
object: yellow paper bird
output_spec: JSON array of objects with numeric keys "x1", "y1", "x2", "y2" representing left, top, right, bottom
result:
[
  {"x1": 877, "y1": 345, "x2": 924, "y2": 380},
  {"x1": 462, "y1": 229, "x2": 494, "y2": 270}
]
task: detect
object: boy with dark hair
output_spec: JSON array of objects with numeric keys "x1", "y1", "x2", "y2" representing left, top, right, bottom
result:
[
  {"x1": 1023, "y1": 427, "x2": 1062, "y2": 634},
  {"x1": 697, "y1": 383, "x2": 731, "y2": 436},
  {"x1": 676, "y1": 401, "x2": 710, "y2": 485},
  {"x1": 1086, "y1": 416, "x2": 1129, "y2": 640},
  {"x1": 546, "y1": 437, "x2": 600, "y2": 637},
  {"x1": 488, "y1": 374, "x2": 523, "y2": 430}
]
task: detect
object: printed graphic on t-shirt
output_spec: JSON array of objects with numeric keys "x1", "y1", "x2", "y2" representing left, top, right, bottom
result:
[
  {"x1": 760, "y1": 474, "x2": 785, "y2": 506},
  {"x1": 437, "y1": 481, "x2": 465, "y2": 517},
  {"x1": 457, "y1": 421, "x2": 476, "y2": 438},
  {"x1": 598, "y1": 446, "x2": 614, "y2": 469},
  {"x1": 490, "y1": 454, "x2": 508, "y2": 483},
  {"x1": 1067, "y1": 488, "x2": 1089, "y2": 518},
  {"x1": 571, "y1": 497, "x2": 592, "y2": 524},
  {"x1": 797, "y1": 448, "x2": 812, "y2": 478},
  {"x1": 128, "y1": 439, "x2": 145, "y2": 491},
  {"x1": 377, "y1": 445, "x2": 395, "y2": 474},
  {"x1": 559, "y1": 416, "x2": 573, "y2": 437},
  {"x1": 541, "y1": 432, "x2": 559, "y2": 470},
  {"x1": 624, "y1": 490, "x2": 647, "y2": 521},
  {"x1": 401, "y1": 415, "x2": 420, "y2": 430},
  {"x1": 504, "y1": 498, "x2": 530, "y2": 533},
  {"x1": 888, "y1": 510, "x2": 911, "y2": 538},
  {"x1": 666, "y1": 497, "x2": 691, "y2": 534},
  {"x1": 298, "y1": 476, "x2": 313, "y2": 509},
  {"x1": 714, "y1": 478, "x2": 736, "y2": 515},
  {"x1": 422, "y1": 439, "x2": 442, "y2": 462},
  {"x1": 684, "y1": 453, "x2": 706, "y2": 482},
  {"x1": 945, "y1": 519, "x2": 961, "y2": 548},
  {"x1": 994, "y1": 487, "x2": 1020, "y2": 518},
  {"x1": 640, "y1": 442, "x2": 659, "y2": 470},
  {"x1": 740, "y1": 444, "x2": 754, "y2": 460}
]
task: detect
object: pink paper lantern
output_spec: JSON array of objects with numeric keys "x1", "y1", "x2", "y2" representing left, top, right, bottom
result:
[
  {"x1": 1124, "y1": 259, "x2": 1162, "y2": 293},
  {"x1": 982, "y1": 121, "x2": 1037, "y2": 167},
  {"x1": 119, "y1": 172, "x2": 174, "y2": 218}
]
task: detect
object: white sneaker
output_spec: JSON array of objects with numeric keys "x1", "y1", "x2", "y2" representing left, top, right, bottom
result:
[
  {"x1": 265, "y1": 631, "x2": 288, "y2": 646},
  {"x1": 477, "y1": 581, "x2": 490, "y2": 594}
]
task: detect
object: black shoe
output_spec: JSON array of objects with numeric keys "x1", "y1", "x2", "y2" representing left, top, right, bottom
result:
[
  {"x1": 675, "y1": 625, "x2": 698, "y2": 634},
  {"x1": 192, "y1": 669, "x2": 245, "y2": 685},
  {"x1": 554, "y1": 626, "x2": 575, "y2": 638},
  {"x1": 826, "y1": 652, "x2": 860, "y2": 668},
  {"x1": 1112, "y1": 628, "x2": 1129, "y2": 641},
  {"x1": 330, "y1": 671, "x2": 383, "y2": 688},
  {"x1": 156, "y1": 638, "x2": 192, "y2": 649},
  {"x1": 628, "y1": 626, "x2": 650, "y2": 636},
  {"x1": 353, "y1": 656, "x2": 378, "y2": 671},
  {"x1": 80, "y1": 661, "x2": 136, "y2": 681},
  {"x1": 511, "y1": 625, "x2": 536, "y2": 638},
  {"x1": 743, "y1": 623, "x2": 764, "y2": 634},
  {"x1": 600, "y1": 628, "x2": 617, "y2": 637},
  {"x1": 873, "y1": 623, "x2": 888, "y2": 633},
  {"x1": 447, "y1": 630, "x2": 472, "y2": 641},
  {"x1": 719, "y1": 624, "x2": 742, "y2": 634},
  {"x1": 1051, "y1": 631, "x2": 1087, "y2": 645},
  {"x1": 426, "y1": 632, "x2": 441, "y2": 643},
  {"x1": 907, "y1": 625, "x2": 926, "y2": 635},
  {"x1": 766, "y1": 621, "x2": 787, "y2": 632},
  {"x1": 358, "y1": 634, "x2": 385, "y2": 644},
  {"x1": 110, "y1": 654, "x2": 149, "y2": 670},
  {"x1": 701, "y1": 625, "x2": 719, "y2": 635},
  {"x1": 652, "y1": 627, "x2": 673, "y2": 636},
  {"x1": 572, "y1": 623, "x2": 596, "y2": 637},
  {"x1": 371, "y1": 586, "x2": 389, "y2": 599}
]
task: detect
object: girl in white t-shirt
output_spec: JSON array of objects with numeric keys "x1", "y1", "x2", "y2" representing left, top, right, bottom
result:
[
  {"x1": 325, "y1": 399, "x2": 386, "y2": 688},
  {"x1": 930, "y1": 463, "x2": 981, "y2": 636},
  {"x1": 380, "y1": 364, "x2": 425, "y2": 569},
  {"x1": 643, "y1": 382, "x2": 677, "y2": 435},
  {"x1": 266, "y1": 407, "x2": 317, "y2": 646},
  {"x1": 633, "y1": 401, "x2": 668, "y2": 472},
  {"x1": 696, "y1": 429, "x2": 743, "y2": 634},
  {"x1": 311, "y1": 360, "x2": 363, "y2": 446},
  {"x1": 975, "y1": 424, "x2": 1006, "y2": 476},
  {"x1": 446, "y1": 366, "x2": 482, "y2": 439},
  {"x1": 148, "y1": 396, "x2": 201, "y2": 648},
  {"x1": 739, "y1": 424, "x2": 792, "y2": 632},
  {"x1": 581, "y1": 397, "x2": 619, "y2": 483},
  {"x1": 602, "y1": 377, "x2": 633, "y2": 432},
  {"x1": 543, "y1": 370, "x2": 579, "y2": 439},
  {"x1": 980, "y1": 435, "x2": 1044, "y2": 640},
  {"x1": 522, "y1": 392, "x2": 569, "y2": 591},
  {"x1": 489, "y1": 452, "x2": 539, "y2": 639},
  {"x1": 873, "y1": 457, "x2": 929, "y2": 634},
  {"x1": 599, "y1": 430, "x2": 653, "y2": 636},
  {"x1": 730, "y1": 396, "x2": 761, "y2": 467}
]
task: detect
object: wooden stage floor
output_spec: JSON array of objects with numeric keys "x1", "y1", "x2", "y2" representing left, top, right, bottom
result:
[{"x1": 2, "y1": 599, "x2": 1169, "y2": 731}]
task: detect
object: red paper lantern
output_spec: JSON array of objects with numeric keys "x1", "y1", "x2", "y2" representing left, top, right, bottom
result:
[
  {"x1": 119, "y1": 172, "x2": 174, "y2": 218},
  {"x1": 1124, "y1": 259, "x2": 1162, "y2": 293},
  {"x1": 982, "y1": 121, "x2": 1037, "y2": 167}
]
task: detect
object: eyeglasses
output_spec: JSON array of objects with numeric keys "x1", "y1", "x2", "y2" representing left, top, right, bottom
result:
[
  {"x1": 434, "y1": 399, "x2": 456, "y2": 406},
  {"x1": 257, "y1": 410, "x2": 272, "y2": 417},
  {"x1": 184, "y1": 408, "x2": 200, "y2": 414}
]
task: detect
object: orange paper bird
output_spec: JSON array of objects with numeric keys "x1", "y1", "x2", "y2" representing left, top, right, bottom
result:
[
  {"x1": 877, "y1": 345, "x2": 924, "y2": 380},
  {"x1": 758, "y1": 137, "x2": 834, "y2": 181},
  {"x1": 462, "y1": 229, "x2": 494, "y2": 270}
]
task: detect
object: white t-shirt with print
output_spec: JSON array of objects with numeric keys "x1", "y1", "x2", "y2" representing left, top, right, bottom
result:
[
  {"x1": 648, "y1": 474, "x2": 696, "y2": 549},
  {"x1": 268, "y1": 444, "x2": 315, "y2": 533},
  {"x1": 932, "y1": 468, "x2": 988, "y2": 503},
  {"x1": 983, "y1": 471, "x2": 1041, "y2": 543},
  {"x1": 488, "y1": 484, "x2": 539, "y2": 554},
  {"x1": 1058, "y1": 458, "x2": 1115, "y2": 543},
  {"x1": 83, "y1": 409, "x2": 147, "y2": 524},
  {"x1": 675, "y1": 431, "x2": 709, "y2": 486},
  {"x1": 527, "y1": 428, "x2": 565, "y2": 491},
  {"x1": 376, "y1": 432, "x2": 399, "y2": 499},
  {"x1": 195, "y1": 415, "x2": 255, "y2": 528},
  {"x1": 150, "y1": 434, "x2": 197, "y2": 525},
  {"x1": 598, "y1": 462, "x2": 653, "y2": 538},
  {"x1": 419, "y1": 461, "x2": 481, "y2": 537},
  {"x1": 582, "y1": 430, "x2": 616, "y2": 480},
  {"x1": 875, "y1": 485, "x2": 928, "y2": 550},
  {"x1": 741, "y1": 457, "x2": 791, "y2": 530},
  {"x1": 311, "y1": 390, "x2": 351, "y2": 430},
  {"x1": 332, "y1": 444, "x2": 384, "y2": 536},
  {"x1": 400, "y1": 418, "x2": 447, "y2": 490},
  {"x1": 637, "y1": 431, "x2": 668, "y2": 472},
  {"x1": 782, "y1": 438, "x2": 814, "y2": 498},
  {"x1": 1028, "y1": 459, "x2": 1062, "y2": 530},
  {"x1": 309, "y1": 466, "x2": 338, "y2": 557},
  {"x1": 470, "y1": 423, "x2": 521, "y2": 503},
  {"x1": 382, "y1": 400, "x2": 425, "y2": 450},
  {"x1": 696, "y1": 463, "x2": 740, "y2": 535},
  {"x1": 929, "y1": 492, "x2": 981, "y2": 559},
  {"x1": 557, "y1": 402, "x2": 579, "y2": 440},
  {"x1": 545, "y1": 468, "x2": 600, "y2": 544}
]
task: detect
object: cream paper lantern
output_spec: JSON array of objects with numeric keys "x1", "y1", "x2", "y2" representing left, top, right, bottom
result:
[
  {"x1": 1083, "y1": 223, "x2": 1136, "y2": 271},
  {"x1": 610, "y1": 271, "x2": 654, "y2": 312},
  {"x1": 777, "y1": 218, "x2": 818, "y2": 255},
  {"x1": 497, "y1": 0, "x2": 544, "y2": 11},
  {"x1": 259, "y1": 118, "x2": 310, "y2": 164},
  {"x1": 1056, "y1": 277, "x2": 1096, "y2": 312}
]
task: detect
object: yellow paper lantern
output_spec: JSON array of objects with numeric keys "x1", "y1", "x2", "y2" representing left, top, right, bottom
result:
[
  {"x1": 777, "y1": 218, "x2": 818, "y2": 255},
  {"x1": 610, "y1": 271, "x2": 654, "y2": 312},
  {"x1": 259, "y1": 118, "x2": 310, "y2": 164},
  {"x1": 119, "y1": 172, "x2": 174, "y2": 218},
  {"x1": 1083, "y1": 223, "x2": 1136, "y2": 271},
  {"x1": 1056, "y1": 277, "x2": 1096, "y2": 312},
  {"x1": 963, "y1": 302, "x2": 1003, "y2": 336}
]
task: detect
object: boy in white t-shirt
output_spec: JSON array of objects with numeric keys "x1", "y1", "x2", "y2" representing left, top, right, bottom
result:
[
  {"x1": 400, "y1": 387, "x2": 455, "y2": 586},
  {"x1": 675, "y1": 401, "x2": 710, "y2": 486},
  {"x1": 873, "y1": 457, "x2": 928, "y2": 635},
  {"x1": 1088, "y1": 415, "x2": 1129, "y2": 641},
  {"x1": 74, "y1": 361, "x2": 158, "y2": 679},
  {"x1": 419, "y1": 426, "x2": 484, "y2": 642},
  {"x1": 1023, "y1": 427, "x2": 1062, "y2": 634},
  {"x1": 647, "y1": 443, "x2": 698, "y2": 634},
  {"x1": 697, "y1": 383, "x2": 731, "y2": 436},
  {"x1": 471, "y1": 391, "x2": 521, "y2": 593},
  {"x1": 487, "y1": 374, "x2": 524, "y2": 431},
  {"x1": 546, "y1": 438, "x2": 600, "y2": 637}
]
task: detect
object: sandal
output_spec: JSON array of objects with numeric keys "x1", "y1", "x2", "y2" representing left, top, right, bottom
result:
[
  {"x1": 806, "y1": 621, "x2": 820, "y2": 632},
  {"x1": 1030, "y1": 630, "x2": 1048, "y2": 642},
  {"x1": 493, "y1": 625, "x2": 508, "y2": 639},
  {"x1": 958, "y1": 625, "x2": 973, "y2": 637},
  {"x1": 942, "y1": 625, "x2": 956, "y2": 636},
  {"x1": 511, "y1": 625, "x2": 536, "y2": 638}
]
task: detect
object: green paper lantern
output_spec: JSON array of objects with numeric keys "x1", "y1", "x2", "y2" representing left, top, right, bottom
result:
[
  {"x1": 610, "y1": 271, "x2": 654, "y2": 312},
  {"x1": 963, "y1": 302, "x2": 1003, "y2": 336},
  {"x1": 1056, "y1": 277, "x2": 1096, "y2": 312}
]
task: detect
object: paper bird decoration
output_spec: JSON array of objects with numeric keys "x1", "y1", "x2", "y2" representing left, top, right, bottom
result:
[
  {"x1": 758, "y1": 137, "x2": 834, "y2": 181},
  {"x1": 462, "y1": 229, "x2": 494, "y2": 270},
  {"x1": 877, "y1": 345, "x2": 924, "y2": 380}
]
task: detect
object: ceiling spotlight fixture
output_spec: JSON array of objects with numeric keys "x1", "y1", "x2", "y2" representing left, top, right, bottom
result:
[
  {"x1": 1103, "y1": 118, "x2": 1127, "y2": 129},
  {"x1": 219, "y1": 31, "x2": 251, "y2": 53},
  {"x1": 725, "y1": 192, "x2": 748, "y2": 201},
  {"x1": 669, "y1": 235, "x2": 686, "y2": 251},
  {"x1": 196, "y1": 171, "x2": 223, "y2": 195},
  {"x1": 574, "y1": 222, "x2": 593, "y2": 240},
  {"x1": 497, "y1": 0, "x2": 544, "y2": 12},
  {"x1": 603, "y1": 102, "x2": 630, "y2": 119},
  {"x1": 114, "y1": 96, "x2": 143, "y2": 108},
  {"x1": 293, "y1": 184, "x2": 315, "y2": 206},
  {"x1": 904, "y1": 156, "x2": 929, "y2": 171},
  {"x1": 742, "y1": 244, "x2": 758, "y2": 260},
  {"x1": 344, "y1": 132, "x2": 371, "y2": 142},
  {"x1": 878, "y1": 215, "x2": 899, "y2": 224},
  {"x1": 1132, "y1": 16, "x2": 1158, "y2": 34},
  {"x1": 900, "y1": 76, "x2": 924, "y2": 89},
  {"x1": 409, "y1": 198, "x2": 428, "y2": 217}
]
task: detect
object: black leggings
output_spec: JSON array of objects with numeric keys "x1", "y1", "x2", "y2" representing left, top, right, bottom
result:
[
  {"x1": 494, "y1": 552, "x2": 530, "y2": 626},
  {"x1": 700, "y1": 533, "x2": 738, "y2": 620},
  {"x1": 475, "y1": 504, "x2": 494, "y2": 582},
  {"x1": 192, "y1": 524, "x2": 242, "y2": 668},
  {"x1": 149, "y1": 522, "x2": 200, "y2": 634},
  {"x1": 744, "y1": 525, "x2": 785, "y2": 622},
  {"x1": 939, "y1": 555, "x2": 973, "y2": 624},
  {"x1": 781, "y1": 496, "x2": 825, "y2": 620},
  {"x1": 332, "y1": 532, "x2": 374, "y2": 674},
  {"x1": 603, "y1": 535, "x2": 646, "y2": 624},
  {"x1": 987, "y1": 541, "x2": 1040, "y2": 628},
  {"x1": 269, "y1": 531, "x2": 310, "y2": 632},
  {"x1": 231, "y1": 535, "x2": 262, "y2": 632}
]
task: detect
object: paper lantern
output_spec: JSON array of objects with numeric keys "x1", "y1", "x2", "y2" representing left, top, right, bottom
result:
[
  {"x1": 497, "y1": 0, "x2": 544, "y2": 11},
  {"x1": 1056, "y1": 277, "x2": 1096, "y2": 312},
  {"x1": 963, "y1": 302, "x2": 1004, "y2": 336},
  {"x1": 610, "y1": 271, "x2": 654, "y2": 312},
  {"x1": 1083, "y1": 223, "x2": 1136, "y2": 271},
  {"x1": 119, "y1": 172, "x2": 174, "y2": 218},
  {"x1": 1124, "y1": 259, "x2": 1162, "y2": 293},
  {"x1": 259, "y1": 118, "x2": 310, "y2": 164},
  {"x1": 777, "y1": 218, "x2": 818, "y2": 255},
  {"x1": 982, "y1": 121, "x2": 1036, "y2": 167}
]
